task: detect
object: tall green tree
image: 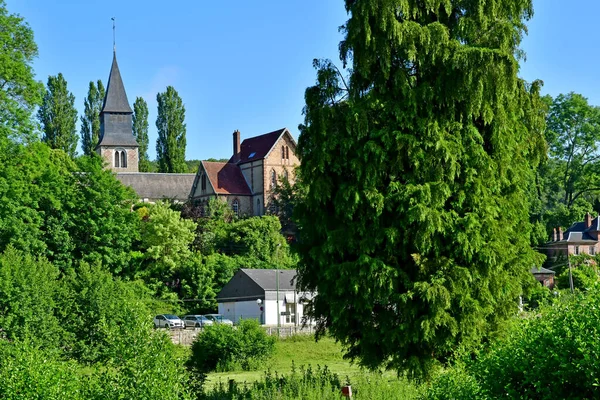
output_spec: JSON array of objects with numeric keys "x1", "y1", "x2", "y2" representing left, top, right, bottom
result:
[
  {"x1": 38, "y1": 73, "x2": 78, "y2": 157},
  {"x1": 295, "y1": 0, "x2": 546, "y2": 378},
  {"x1": 80, "y1": 80, "x2": 105, "y2": 156},
  {"x1": 156, "y1": 86, "x2": 187, "y2": 173},
  {"x1": 0, "y1": 0, "x2": 44, "y2": 143},
  {"x1": 133, "y1": 96, "x2": 151, "y2": 171}
]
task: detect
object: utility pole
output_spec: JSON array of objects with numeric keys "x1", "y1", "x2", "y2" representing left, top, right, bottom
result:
[
  {"x1": 276, "y1": 269, "x2": 280, "y2": 332},
  {"x1": 568, "y1": 254, "x2": 574, "y2": 294}
]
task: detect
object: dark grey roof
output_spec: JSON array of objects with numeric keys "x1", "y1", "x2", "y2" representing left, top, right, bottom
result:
[
  {"x1": 216, "y1": 269, "x2": 298, "y2": 301},
  {"x1": 115, "y1": 173, "x2": 196, "y2": 201},
  {"x1": 242, "y1": 269, "x2": 297, "y2": 291},
  {"x1": 531, "y1": 266, "x2": 555, "y2": 275},
  {"x1": 101, "y1": 52, "x2": 133, "y2": 114},
  {"x1": 549, "y1": 216, "x2": 600, "y2": 243}
]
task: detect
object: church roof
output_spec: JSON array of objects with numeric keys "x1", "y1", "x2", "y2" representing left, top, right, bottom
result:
[
  {"x1": 101, "y1": 52, "x2": 133, "y2": 114},
  {"x1": 115, "y1": 173, "x2": 196, "y2": 202},
  {"x1": 231, "y1": 128, "x2": 288, "y2": 164},
  {"x1": 202, "y1": 161, "x2": 252, "y2": 195}
]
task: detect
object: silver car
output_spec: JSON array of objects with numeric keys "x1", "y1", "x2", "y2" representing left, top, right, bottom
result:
[
  {"x1": 153, "y1": 314, "x2": 185, "y2": 329},
  {"x1": 182, "y1": 315, "x2": 214, "y2": 328},
  {"x1": 204, "y1": 314, "x2": 234, "y2": 325}
]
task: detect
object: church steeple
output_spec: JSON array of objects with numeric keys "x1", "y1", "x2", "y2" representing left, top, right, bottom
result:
[
  {"x1": 101, "y1": 52, "x2": 133, "y2": 114},
  {"x1": 96, "y1": 49, "x2": 139, "y2": 172}
]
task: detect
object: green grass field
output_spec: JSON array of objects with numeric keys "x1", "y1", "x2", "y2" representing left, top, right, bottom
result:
[{"x1": 205, "y1": 334, "x2": 420, "y2": 399}]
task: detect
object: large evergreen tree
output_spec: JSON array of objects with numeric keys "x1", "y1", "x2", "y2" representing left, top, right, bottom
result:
[
  {"x1": 38, "y1": 73, "x2": 78, "y2": 157},
  {"x1": 0, "y1": 0, "x2": 44, "y2": 143},
  {"x1": 133, "y1": 96, "x2": 151, "y2": 172},
  {"x1": 295, "y1": 0, "x2": 547, "y2": 377},
  {"x1": 80, "y1": 80, "x2": 105, "y2": 156},
  {"x1": 156, "y1": 86, "x2": 187, "y2": 173}
]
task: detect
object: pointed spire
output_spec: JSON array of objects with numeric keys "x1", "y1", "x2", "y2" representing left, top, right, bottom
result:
[{"x1": 101, "y1": 52, "x2": 132, "y2": 114}]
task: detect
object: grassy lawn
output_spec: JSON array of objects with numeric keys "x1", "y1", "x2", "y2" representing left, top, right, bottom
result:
[{"x1": 206, "y1": 335, "x2": 400, "y2": 389}]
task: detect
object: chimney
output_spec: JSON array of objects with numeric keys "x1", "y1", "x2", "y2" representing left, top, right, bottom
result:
[
  {"x1": 586, "y1": 212, "x2": 592, "y2": 228},
  {"x1": 558, "y1": 227, "x2": 563, "y2": 241},
  {"x1": 233, "y1": 130, "x2": 241, "y2": 158},
  {"x1": 553, "y1": 228, "x2": 557, "y2": 242}
]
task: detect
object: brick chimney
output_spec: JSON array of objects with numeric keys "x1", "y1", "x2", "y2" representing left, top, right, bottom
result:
[
  {"x1": 586, "y1": 212, "x2": 592, "y2": 228},
  {"x1": 553, "y1": 228, "x2": 557, "y2": 242},
  {"x1": 233, "y1": 130, "x2": 241, "y2": 158},
  {"x1": 558, "y1": 227, "x2": 563, "y2": 241}
]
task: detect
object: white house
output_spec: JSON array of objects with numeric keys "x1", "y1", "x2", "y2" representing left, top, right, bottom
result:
[{"x1": 216, "y1": 269, "x2": 314, "y2": 326}]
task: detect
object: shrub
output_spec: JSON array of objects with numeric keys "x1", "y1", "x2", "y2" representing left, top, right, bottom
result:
[
  {"x1": 188, "y1": 319, "x2": 275, "y2": 372},
  {"x1": 424, "y1": 288, "x2": 600, "y2": 399}
]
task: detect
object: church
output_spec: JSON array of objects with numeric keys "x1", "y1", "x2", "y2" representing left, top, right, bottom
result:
[{"x1": 97, "y1": 50, "x2": 300, "y2": 213}]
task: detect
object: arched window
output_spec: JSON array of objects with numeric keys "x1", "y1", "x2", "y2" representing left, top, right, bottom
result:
[
  {"x1": 114, "y1": 151, "x2": 120, "y2": 168},
  {"x1": 270, "y1": 169, "x2": 277, "y2": 189},
  {"x1": 232, "y1": 199, "x2": 239, "y2": 216},
  {"x1": 121, "y1": 150, "x2": 127, "y2": 168},
  {"x1": 286, "y1": 146, "x2": 289, "y2": 160},
  {"x1": 256, "y1": 198, "x2": 261, "y2": 215},
  {"x1": 283, "y1": 169, "x2": 289, "y2": 181},
  {"x1": 201, "y1": 174, "x2": 206, "y2": 190},
  {"x1": 281, "y1": 146, "x2": 285, "y2": 160}
]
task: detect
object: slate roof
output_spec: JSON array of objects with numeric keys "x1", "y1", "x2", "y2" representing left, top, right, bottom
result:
[
  {"x1": 242, "y1": 269, "x2": 297, "y2": 291},
  {"x1": 202, "y1": 161, "x2": 252, "y2": 195},
  {"x1": 531, "y1": 266, "x2": 555, "y2": 275},
  {"x1": 115, "y1": 172, "x2": 196, "y2": 201},
  {"x1": 230, "y1": 128, "x2": 287, "y2": 164},
  {"x1": 559, "y1": 216, "x2": 600, "y2": 243},
  {"x1": 96, "y1": 130, "x2": 139, "y2": 147},
  {"x1": 101, "y1": 52, "x2": 133, "y2": 114}
]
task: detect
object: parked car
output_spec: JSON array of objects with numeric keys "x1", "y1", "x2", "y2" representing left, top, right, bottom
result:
[
  {"x1": 153, "y1": 314, "x2": 185, "y2": 329},
  {"x1": 204, "y1": 314, "x2": 234, "y2": 325},
  {"x1": 182, "y1": 315, "x2": 214, "y2": 328}
]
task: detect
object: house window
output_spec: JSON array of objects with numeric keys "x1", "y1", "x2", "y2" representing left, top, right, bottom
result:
[
  {"x1": 283, "y1": 169, "x2": 289, "y2": 182},
  {"x1": 114, "y1": 151, "x2": 120, "y2": 168},
  {"x1": 285, "y1": 302, "x2": 296, "y2": 324},
  {"x1": 575, "y1": 246, "x2": 580, "y2": 255},
  {"x1": 114, "y1": 149, "x2": 127, "y2": 168},
  {"x1": 281, "y1": 145, "x2": 285, "y2": 160},
  {"x1": 591, "y1": 246, "x2": 596, "y2": 255},
  {"x1": 286, "y1": 146, "x2": 289, "y2": 160},
  {"x1": 121, "y1": 150, "x2": 127, "y2": 168},
  {"x1": 270, "y1": 169, "x2": 277, "y2": 189},
  {"x1": 201, "y1": 174, "x2": 206, "y2": 190},
  {"x1": 232, "y1": 199, "x2": 239, "y2": 216}
]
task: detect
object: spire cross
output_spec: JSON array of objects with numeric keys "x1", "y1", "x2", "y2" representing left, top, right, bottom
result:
[{"x1": 111, "y1": 17, "x2": 116, "y2": 53}]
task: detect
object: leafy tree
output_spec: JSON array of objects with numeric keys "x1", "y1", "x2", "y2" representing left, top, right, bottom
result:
[
  {"x1": 0, "y1": 0, "x2": 44, "y2": 143},
  {"x1": 133, "y1": 96, "x2": 151, "y2": 171},
  {"x1": 295, "y1": 0, "x2": 546, "y2": 378},
  {"x1": 38, "y1": 73, "x2": 78, "y2": 157},
  {"x1": 0, "y1": 142, "x2": 139, "y2": 273},
  {"x1": 0, "y1": 247, "x2": 62, "y2": 347},
  {"x1": 137, "y1": 202, "x2": 197, "y2": 293},
  {"x1": 80, "y1": 79, "x2": 105, "y2": 156},
  {"x1": 156, "y1": 86, "x2": 187, "y2": 173}
]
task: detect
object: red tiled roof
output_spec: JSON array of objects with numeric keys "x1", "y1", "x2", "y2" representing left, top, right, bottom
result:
[
  {"x1": 231, "y1": 128, "x2": 286, "y2": 164},
  {"x1": 202, "y1": 161, "x2": 251, "y2": 195}
]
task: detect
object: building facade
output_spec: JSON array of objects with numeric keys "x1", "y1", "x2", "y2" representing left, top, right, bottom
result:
[{"x1": 189, "y1": 128, "x2": 300, "y2": 216}]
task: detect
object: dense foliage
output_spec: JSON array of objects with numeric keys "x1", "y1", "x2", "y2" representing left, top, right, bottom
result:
[
  {"x1": 156, "y1": 85, "x2": 187, "y2": 173},
  {"x1": 189, "y1": 319, "x2": 276, "y2": 373},
  {"x1": 296, "y1": 0, "x2": 547, "y2": 377},
  {"x1": 80, "y1": 79, "x2": 105, "y2": 156},
  {"x1": 38, "y1": 72, "x2": 78, "y2": 157},
  {"x1": 0, "y1": 0, "x2": 43, "y2": 143},
  {"x1": 425, "y1": 289, "x2": 600, "y2": 399},
  {"x1": 133, "y1": 96, "x2": 151, "y2": 171}
]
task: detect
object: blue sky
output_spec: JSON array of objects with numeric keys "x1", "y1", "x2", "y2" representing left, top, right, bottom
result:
[{"x1": 5, "y1": 1, "x2": 599, "y2": 160}]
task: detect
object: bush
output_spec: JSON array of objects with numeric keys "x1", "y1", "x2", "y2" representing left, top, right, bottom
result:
[
  {"x1": 424, "y1": 288, "x2": 600, "y2": 399},
  {"x1": 188, "y1": 319, "x2": 275, "y2": 372}
]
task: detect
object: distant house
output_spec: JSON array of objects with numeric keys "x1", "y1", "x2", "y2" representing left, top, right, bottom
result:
[
  {"x1": 189, "y1": 128, "x2": 300, "y2": 216},
  {"x1": 217, "y1": 269, "x2": 314, "y2": 326},
  {"x1": 531, "y1": 266, "x2": 555, "y2": 289},
  {"x1": 546, "y1": 212, "x2": 600, "y2": 260}
]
